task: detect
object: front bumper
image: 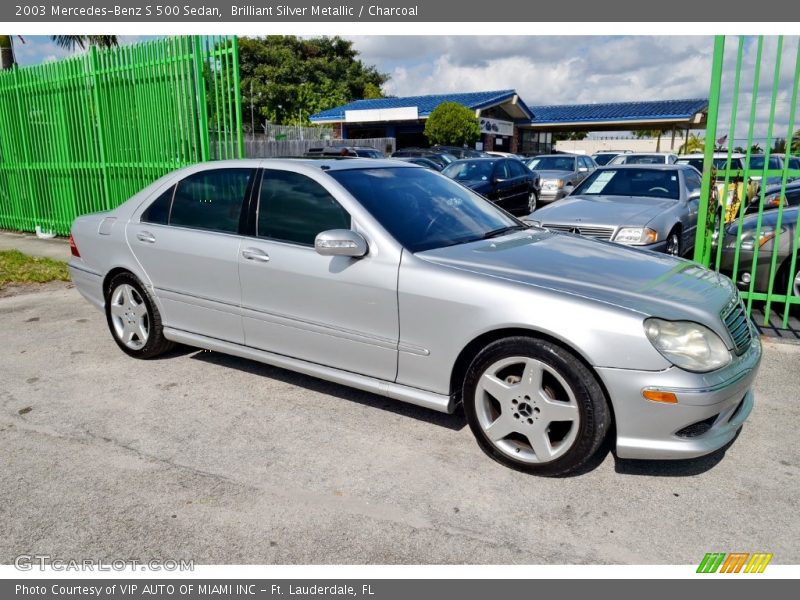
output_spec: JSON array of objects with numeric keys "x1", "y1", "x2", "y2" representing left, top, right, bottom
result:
[
  {"x1": 597, "y1": 328, "x2": 761, "y2": 460},
  {"x1": 539, "y1": 188, "x2": 570, "y2": 203}
]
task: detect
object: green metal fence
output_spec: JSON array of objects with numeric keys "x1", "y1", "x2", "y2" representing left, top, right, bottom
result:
[
  {"x1": 694, "y1": 35, "x2": 800, "y2": 329},
  {"x1": 0, "y1": 35, "x2": 243, "y2": 236}
]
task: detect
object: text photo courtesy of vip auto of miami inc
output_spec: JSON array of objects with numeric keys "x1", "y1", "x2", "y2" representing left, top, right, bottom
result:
[{"x1": 0, "y1": 25, "x2": 798, "y2": 588}]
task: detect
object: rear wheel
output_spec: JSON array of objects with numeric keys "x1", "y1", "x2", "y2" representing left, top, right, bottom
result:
[
  {"x1": 528, "y1": 190, "x2": 538, "y2": 213},
  {"x1": 463, "y1": 336, "x2": 611, "y2": 476},
  {"x1": 105, "y1": 272, "x2": 174, "y2": 359}
]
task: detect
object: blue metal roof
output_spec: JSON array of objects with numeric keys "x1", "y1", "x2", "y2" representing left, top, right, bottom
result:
[
  {"x1": 310, "y1": 89, "x2": 533, "y2": 122},
  {"x1": 528, "y1": 98, "x2": 708, "y2": 125}
]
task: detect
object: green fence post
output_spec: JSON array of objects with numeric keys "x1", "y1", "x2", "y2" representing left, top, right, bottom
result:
[
  {"x1": 193, "y1": 36, "x2": 211, "y2": 162},
  {"x1": 231, "y1": 36, "x2": 245, "y2": 159},
  {"x1": 89, "y1": 45, "x2": 112, "y2": 211},
  {"x1": 693, "y1": 35, "x2": 725, "y2": 266}
]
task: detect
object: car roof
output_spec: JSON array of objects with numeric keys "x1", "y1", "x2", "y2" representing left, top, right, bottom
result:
[
  {"x1": 448, "y1": 157, "x2": 501, "y2": 163},
  {"x1": 530, "y1": 153, "x2": 580, "y2": 158},
  {"x1": 598, "y1": 163, "x2": 688, "y2": 170},
  {"x1": 678, "y1": 153, "x2": 746, "y2": 159}
]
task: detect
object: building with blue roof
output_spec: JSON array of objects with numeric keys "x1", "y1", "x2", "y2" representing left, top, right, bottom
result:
[{"x1": 309, "y1": 91, "x2": 708, "y2": 154}]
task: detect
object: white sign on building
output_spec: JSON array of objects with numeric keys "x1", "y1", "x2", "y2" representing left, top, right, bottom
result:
[{"x1": 479, "y1": 117, "x2": 514, "y2": 137}]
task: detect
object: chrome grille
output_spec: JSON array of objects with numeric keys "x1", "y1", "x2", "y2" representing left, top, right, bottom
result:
[
  {"x1": 543, "y1": 224, "x2": 615, "y2": 241},
  {"x1": 721, "y1": 294, "x2": 752, "y2": 356}
]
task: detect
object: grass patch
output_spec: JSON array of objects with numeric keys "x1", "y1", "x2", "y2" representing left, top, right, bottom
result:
[{"x1": 0, "y1": 250, "x2": 69, "y2": 288}]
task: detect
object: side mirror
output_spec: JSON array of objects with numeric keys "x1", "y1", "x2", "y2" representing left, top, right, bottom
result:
[
  {"x1": 578, "y1": 166, "x2": 588, "y2": 172},
  {"x1": 688, "y1": 190, "x2": 701, "y2": 202},
  {"x1": 314, "y1": 229, "x2": 368, "y2": 258}
]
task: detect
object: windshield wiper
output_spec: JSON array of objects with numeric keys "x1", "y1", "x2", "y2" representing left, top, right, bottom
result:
[{"x1": 480, "y1": 225, "x2": 527, "y2": 240}]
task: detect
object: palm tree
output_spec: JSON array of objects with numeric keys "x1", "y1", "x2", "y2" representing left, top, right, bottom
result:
[
  {"x1": 679, "y1": 133, "x2": 705, "y2": 154},
  {"x1": 632, "y1": 129, "x2": 667, "y2": 152},
  {"x1": 0, "y1": 35, "x2": 15, "y2": 70},
  {"x1": 50, "y1": 36, "x2": 118, "y2": 51},
  {"x1": 750, "y1": 143, "x2": 763, "y2": 154},
  {"x1": 0, "y1": 35, "x2": 118, "y2": 70},
  {"x1": 791, "y1": 129, "x2": 800, "y2": 154}
]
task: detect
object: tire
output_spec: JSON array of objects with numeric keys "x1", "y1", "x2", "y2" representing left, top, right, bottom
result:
[
  {"x1": 463, "y1": 336, "x2": 611, "y2": 476},
  {"x1": 528, "y1": 190, "x2": 538, "y2": 213},
  {"x1": 777, "y1": 258, "x2": 800, "y2": 315},
  {"x1": 105, "y1": 272, "x2": 174, "y2": 359},
  {"x1": 665, "y1": 228, "x2": 681, "y2": 257}
]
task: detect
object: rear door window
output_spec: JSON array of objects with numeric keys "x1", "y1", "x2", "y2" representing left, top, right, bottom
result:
[{"x1": 169, "y1": 169, "x2": 252, "y2": 233}]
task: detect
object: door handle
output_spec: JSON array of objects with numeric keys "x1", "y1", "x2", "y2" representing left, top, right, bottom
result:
[
  {"x1": 136, "y1": 231, "x2": 156, "y2": 244},
  {"x1": 242, "y1": 247, "x2": 270, "y2": 263}
]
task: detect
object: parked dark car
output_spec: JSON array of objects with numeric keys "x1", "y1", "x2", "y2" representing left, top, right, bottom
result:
[
  {"x1": 305, "y1": 146, "x2": 384, "y2": 158},
  {"x1": 719, "y1": 205, "x2": 799, "y2": 306},
  {"x1": 431, "y1": 145, "x2": 488, "y2": 159},
  {"x1": 391, "y1": 148, "x2": 457, "y2": 170},
  {"x1": 393, "y1": 156, "x2": 443, "y2": 171},
  {"x1": 746, "y1": 180, "x2": 800, "y2": 214},
  {"x1": 592, "y1": 151, "x2": 630, "y2": 166},
  {"x1": 443, "y1": 157, "x2": 539, "y2": 214}
]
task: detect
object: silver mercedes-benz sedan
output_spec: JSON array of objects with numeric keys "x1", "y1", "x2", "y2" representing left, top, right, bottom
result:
[
  {"x1": 528, "y1": 165, "x2": 703, "y2": 257},
  {"x1": 68, "y1": 159, "x2": 760, "y2": 476}
]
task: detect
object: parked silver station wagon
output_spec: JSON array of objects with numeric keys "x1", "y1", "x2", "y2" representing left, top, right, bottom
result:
[{"x1": 68, "y1": 159, "x2": 761, "y2": 476}]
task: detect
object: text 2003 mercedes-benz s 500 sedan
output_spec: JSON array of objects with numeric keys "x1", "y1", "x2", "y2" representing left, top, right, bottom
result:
[{"x1": 68, "y1": 159, "x2": 761, "y2": 476}]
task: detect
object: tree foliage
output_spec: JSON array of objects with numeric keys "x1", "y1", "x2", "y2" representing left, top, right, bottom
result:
[
  {"x1": 792, "y1": 129, "x2": 800, "y2": 154},
  {"x1": 1, "y1": 35, "x2": 118, "y2": 70},
  {"x1": 423, "y1": 102, "x2": 481, "y2": 147},
  {"x1": 238, "y1": 36, "x2": 388, "y2": 127},
  {"x1": 679, "y1": 133, "x2": 705, "y2": 154}
]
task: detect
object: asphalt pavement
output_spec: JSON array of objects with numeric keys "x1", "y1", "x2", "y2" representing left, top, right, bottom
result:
[{"x1": 1, "y1": 284, "x2": 798, "y2": 564}]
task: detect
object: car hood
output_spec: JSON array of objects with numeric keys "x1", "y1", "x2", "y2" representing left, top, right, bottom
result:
[
  {"x1": 533, "y1": 169, "x2": 575, "y2": 180},
  {"x1": 532, "y1": 195, "x2": 676, "y2": 226},
  {"x1": 417, "y1": 230, "x2": 735, "y2": 326}
]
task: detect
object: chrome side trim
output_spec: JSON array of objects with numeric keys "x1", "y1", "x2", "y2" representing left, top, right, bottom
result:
[
  {"x1": 163, "y1": 327, "x2": 454, "y2": 414},
  {"x1": 240, "y1": 304, "x2": 399, "y2": 351}
]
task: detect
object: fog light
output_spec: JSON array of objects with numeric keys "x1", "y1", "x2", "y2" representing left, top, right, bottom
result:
[{"x1": 642, "y1": 389, "x2": 678, "y2": 404}]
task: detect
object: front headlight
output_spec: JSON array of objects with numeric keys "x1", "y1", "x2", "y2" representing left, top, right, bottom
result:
[
  {"x1": 614, "y1": 227, "x2": 658, "y2": 245},
  {"x1": 644, "y1": 318, "x2": 731, "y2": 373},
  {"x1": 739, "y1": 226, "x2": 780, "y2": 251}
]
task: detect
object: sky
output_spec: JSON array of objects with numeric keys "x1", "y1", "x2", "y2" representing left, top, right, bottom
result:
[{"x1": 12, "y1": 35, "x2": 800, "y2": 144}]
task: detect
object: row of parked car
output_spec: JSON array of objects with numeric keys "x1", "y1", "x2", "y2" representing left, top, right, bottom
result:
[{"x1": 303, "y1": 144, "x2": 799, "y2": 303}]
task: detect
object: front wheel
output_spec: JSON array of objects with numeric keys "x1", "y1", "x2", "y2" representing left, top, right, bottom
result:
[
  {"x1": 665, "y1": 229, "x2": 681, "y2": 257},
  {"x1": 463, "y1": 337, "x2": 611, "y2": 476},
  {"x1": 105, "y1": 272, "x2": 174, "y2": 359}
]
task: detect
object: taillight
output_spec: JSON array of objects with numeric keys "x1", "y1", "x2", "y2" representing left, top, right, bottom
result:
[{"x1": 69, "y1": 234, "x2": 80, "y2": 258}]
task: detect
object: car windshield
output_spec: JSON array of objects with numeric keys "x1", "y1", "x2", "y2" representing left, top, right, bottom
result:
[
  {"x1": 572, "y1": 168, "x2": 681, "y2": 200},
  {"x1": 442, "y1": 160, "x2": 497, "y2": 181},
  {"x1": 593, "y1": 154, "x2": 617, "y2": 166},
  {"x1": 677, "y1": 158, "x2": 705, "y2": 171},
  {"x1": 329, "y1": 167, "x2": 521, "y2": 253},
  {"x1": 749, "y1": 156, "x2": 782, "y2": 170},
  {"x1": 526, "y1": 156, "x2": 576, "y2": 171}
]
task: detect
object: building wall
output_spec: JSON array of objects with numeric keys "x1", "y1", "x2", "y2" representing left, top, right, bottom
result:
[{"x1": 554, "y1": 137, "x2": 683, "y2": 155}]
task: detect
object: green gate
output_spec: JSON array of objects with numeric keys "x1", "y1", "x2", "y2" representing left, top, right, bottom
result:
[
  {"x1": 0, "y1": 35, "x2": 244, "y2": 236},
  {"x1": 694, "y1": 35, "x2": 800, "y2": 329}
]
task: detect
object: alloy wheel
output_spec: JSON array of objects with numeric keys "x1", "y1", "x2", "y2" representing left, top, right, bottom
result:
[
  {"x1": 666, "y1": 232, "x2": 681, "y2": 256},
  {"x1": 109, "y1": 283, "x2": 150, "y2": 350},
  {"x1": 473, "y1": 356, "x2": 580, "y2": 464}
]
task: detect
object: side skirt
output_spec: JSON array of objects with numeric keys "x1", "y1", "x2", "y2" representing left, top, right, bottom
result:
[{"x1": 163, "y1": 327, "x2": 456, "y2": 414}]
